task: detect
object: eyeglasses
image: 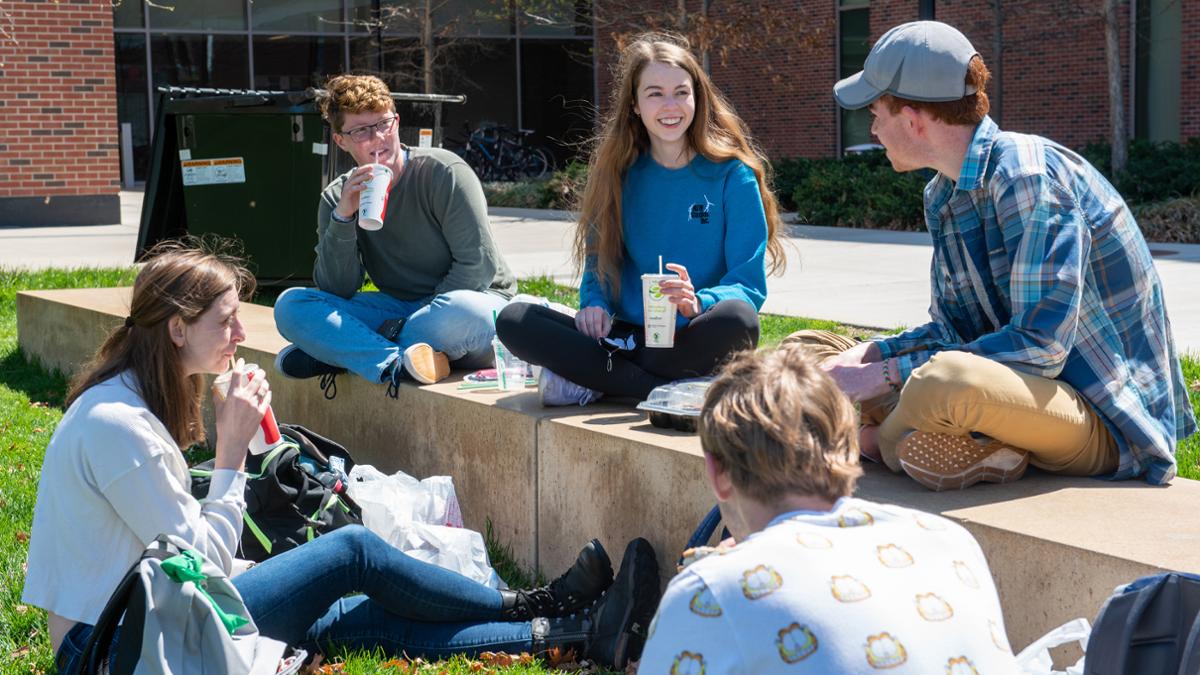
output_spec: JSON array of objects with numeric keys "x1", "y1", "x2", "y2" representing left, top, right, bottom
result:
[{"x1": 340, "y1": 115, "x2": 398, "y2": 143}]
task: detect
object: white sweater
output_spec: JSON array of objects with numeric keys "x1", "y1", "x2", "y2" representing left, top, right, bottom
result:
[{"x1": 22, "y1": 372, "x2": 246, "y2": 625}]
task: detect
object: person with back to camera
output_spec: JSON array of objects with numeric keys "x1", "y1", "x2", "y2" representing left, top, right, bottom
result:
[
  {"x1": 21, "y1": 239, "x2": 662, "y2": 672},
  {"x1": 638, "y1": 345, "x2": 1021, "y2": 673},
  {"x1": 273, "y1": 74, "x2": 517, "y2": 397},
  {"x1": 787, "y1": 21, "x2": 1195, "y2": 491},
  {"x1": 495, "y1": 32, "x2": 787, "y2": 406}
]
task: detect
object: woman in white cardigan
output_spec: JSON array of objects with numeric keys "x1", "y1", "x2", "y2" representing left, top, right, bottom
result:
[{"x1": 22, "y1": 240, "x2": 658, "y2": 672}]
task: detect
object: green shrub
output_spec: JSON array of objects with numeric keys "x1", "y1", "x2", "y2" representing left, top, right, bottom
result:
[
  {"x1": 1081, "y1": 138, "x2": 1200, "y2": 204},
  {"x1": 482, "y1": 180, "x2": 547, "y2": 209},
  {"x1": 787, "y1": 152, "x2": 927, "y2": 230},
  {"x1": 539, "y1": 160, "x2": 588, "y2": 210},
  {"x1": 481, "y1": 161, "x2": 588, "y2": 211},
  {"x1": 769, "y1": 157, "x2": 812, "y2": 212}
]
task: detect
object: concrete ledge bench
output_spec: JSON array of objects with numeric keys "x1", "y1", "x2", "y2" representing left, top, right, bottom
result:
[{"x1": 17, "y1": 286, "x2": 1200, "y2": 651}]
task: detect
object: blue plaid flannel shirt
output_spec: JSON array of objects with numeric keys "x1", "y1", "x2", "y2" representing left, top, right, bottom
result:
[{"x1": 874, "y1": 116, "x2": 1196, "y2": 483}]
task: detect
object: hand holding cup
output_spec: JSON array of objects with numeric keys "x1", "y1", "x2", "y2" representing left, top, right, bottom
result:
[
  {"x1": 333, "y1": 165, "x2": 375, "y2": 221},
  {"x1": 659, "y1": 263, "x2": 701, "y2": 318},
  {"x1": 212, "y1": 358, "x2": 272, "y2": 471}
]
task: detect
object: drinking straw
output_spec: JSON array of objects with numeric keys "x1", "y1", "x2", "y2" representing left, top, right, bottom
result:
[{"x1": 658, "y1": 255, "x2": 663, "y2": 275}]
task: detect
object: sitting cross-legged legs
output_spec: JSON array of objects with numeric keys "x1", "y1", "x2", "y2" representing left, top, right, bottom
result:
[
  {"x1": 496, "y1": 300, "x2": 759, "y2": 404},
  {"x1": 782, "y1": 330, "x2": 1119, "y2": 490}
]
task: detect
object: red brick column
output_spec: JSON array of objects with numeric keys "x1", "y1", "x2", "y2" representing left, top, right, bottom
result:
[
  {"x1": 1182, "y1": 0, "x2": 1200, "y2": 140},
  {"x1": 0, "y1": 0, "x2": 120, "y2": 226}
]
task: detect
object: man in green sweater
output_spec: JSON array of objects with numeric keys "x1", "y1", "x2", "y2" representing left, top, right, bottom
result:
[{"x1": 274, "y1": 75, "x2": 515, "y2": 396}]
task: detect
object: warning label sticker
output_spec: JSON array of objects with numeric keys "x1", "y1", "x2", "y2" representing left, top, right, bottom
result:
[{"x1": 181, "y1": 157, "x2": 246, "y2": 186}]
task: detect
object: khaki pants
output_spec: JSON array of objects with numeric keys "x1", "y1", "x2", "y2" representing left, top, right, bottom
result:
[{"x1": 782, "y1": 330, "x2": 1119, "y2": 476}]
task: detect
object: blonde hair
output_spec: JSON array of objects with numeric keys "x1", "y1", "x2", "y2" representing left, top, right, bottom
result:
[
  {"x1": 317, "y1": 74, "x2": 396, "y2": 133},
  {"x1": 67, "y1": 238, "x2": 256, "y2": 448},
  {"x1": 573, "y1": 33, "x2": 786, "y2": 298},
  {"x1": 700, "y1": 345, "x2": 862, "y2": 503}
]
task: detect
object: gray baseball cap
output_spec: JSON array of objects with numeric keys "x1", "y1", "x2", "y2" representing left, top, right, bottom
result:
[{"x1": 834, "y1": 21, "x2": 979, "y2": 110}]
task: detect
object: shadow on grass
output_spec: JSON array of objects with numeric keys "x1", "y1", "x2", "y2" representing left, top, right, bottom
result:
[{"x1": 0, "y1": 348, "x2": 70, "y2": 409}]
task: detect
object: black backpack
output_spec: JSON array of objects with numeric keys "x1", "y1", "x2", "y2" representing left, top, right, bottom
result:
[
  {"x1": 190, "y1": 423, "x2": 363, "y2": 562},
  {"x1": 1083, "y1": 572, "x2": 1200, "y2": 674}
]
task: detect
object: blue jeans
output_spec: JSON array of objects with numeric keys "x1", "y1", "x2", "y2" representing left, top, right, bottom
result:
[
  {"x1": 274, "y1": 288, "x2": 508, "y2": 382},
  {"x1": 54, "y1": 527, "x2": 532, "y2": 670}
]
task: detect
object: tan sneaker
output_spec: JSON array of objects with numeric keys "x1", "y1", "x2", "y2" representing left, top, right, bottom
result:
[
  {"x1": 402, "y1": 343, "x2": 450, "y2": 384},
  {"x1": 896, "y1": 432, "x2": 1030, "y2": 491}
]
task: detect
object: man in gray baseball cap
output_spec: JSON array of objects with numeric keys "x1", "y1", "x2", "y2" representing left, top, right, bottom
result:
[{"x1": 787, "y1": 21, "x2": 1196, "y2": 491}]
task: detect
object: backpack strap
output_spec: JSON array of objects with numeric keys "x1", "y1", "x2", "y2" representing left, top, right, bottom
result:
[{"x1": 78, "y1": 545, "x2": 175, "y2": 675}]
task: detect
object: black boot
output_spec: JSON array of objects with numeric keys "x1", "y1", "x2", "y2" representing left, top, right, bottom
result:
[
  {"x1": 500, "y1": 538, "x2": 614, "y2": 620},
  {"x1": 532, "y1": 538, "x2": 661, "y2": 669}
]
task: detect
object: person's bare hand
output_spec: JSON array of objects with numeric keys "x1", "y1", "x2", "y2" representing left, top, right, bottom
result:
[
  {"x1": 212, "y1": 359, "x2": 271, "y2": 471},
  {"x1": 333, "y1": 165, "x2": 375, "y2": 220},
  {"x1": 822, "y1": 339, "x2": 882, "y2": 368},
  {"x1": 575, "y1": 305, "x2": 612, "y2": 339},
  {"x1": 822, "y1": 358, "x2": 894, "y2": 402},
  {"x1": 660, "y1": 263, "x2": 701, "y2": 318}
]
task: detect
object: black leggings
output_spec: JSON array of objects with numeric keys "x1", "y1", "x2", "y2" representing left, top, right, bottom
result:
[{"x1": 495, "y1": 300, "x2": 760, "y2": 400}]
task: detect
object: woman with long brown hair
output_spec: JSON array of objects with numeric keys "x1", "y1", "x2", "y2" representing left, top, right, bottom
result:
[
  {"x1": 496, "y1": 32, "x2": 786, "y2": 405},
  {"x1": 22, "y1": 240, "x2": 658, "y2": 672}
]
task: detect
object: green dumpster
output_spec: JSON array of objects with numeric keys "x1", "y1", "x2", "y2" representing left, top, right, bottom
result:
[{"x1": 137, "y1": 86, "x2": 466, "y2": 284}]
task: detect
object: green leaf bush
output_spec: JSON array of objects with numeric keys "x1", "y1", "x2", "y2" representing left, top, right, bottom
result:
[
  {"x1": 776, "y1": 153, "x2": 927, "y2": 230},
  {"x1": 483, "y1": 140, "x2": 1200, "y2": 242}
]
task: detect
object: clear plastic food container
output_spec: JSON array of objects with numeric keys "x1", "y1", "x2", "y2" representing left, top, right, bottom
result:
[{"x1": 636, "y1": 378, "x2": 714, "y2": 432}]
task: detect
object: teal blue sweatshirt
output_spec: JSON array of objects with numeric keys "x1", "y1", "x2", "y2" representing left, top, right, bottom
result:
[{"x1": 579, "y1": 154, "x2": 769, "y2": 327}]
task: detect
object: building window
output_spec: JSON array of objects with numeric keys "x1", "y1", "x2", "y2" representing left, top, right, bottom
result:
[
  {"x1": 1135, "y1": 0, "x2": 1181, "y2": 142},
  {"x1": 114, "y1": 0, "x2": 595, "y2": 183},
  {"x1": 839, "y1": 0, "x2": 872, "y2": 154},
  {"x1": 252, "y1": 35, "x2": 346, "y2": 90}
]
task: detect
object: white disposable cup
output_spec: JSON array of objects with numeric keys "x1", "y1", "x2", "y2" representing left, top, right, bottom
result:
[
  {"x1": 357, "y1": 163, "x2": 393, "y2": 231},
  {"x1": 212, "y1": 363, "x2": 282, "y2": 455},
  {"x1": 641, "y1": 273, "x2": 679, "y2": 348},
  {"x1": 491, "y1": 337, "x2": 527, "y2": 391}
]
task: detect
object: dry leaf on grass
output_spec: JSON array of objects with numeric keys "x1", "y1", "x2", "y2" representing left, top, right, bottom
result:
[
  {"x1": 1190, "y1": 380, "x2": 1200, "y2": 392},
  {"x1": 479, "y1": 652, "x2": 514, "y2": 667},
  {"x1": 15, "y1": 531, "x2": 29, "y2": 544},
  {"x1": 15, "y1": 604, "x2": 28, "y2": 614},
  {"x1": 30, "y1": 401, "x2": 48, "y2": 408},
  {"x1": 10, "y1": 646, "x2": 30, "y2": 659}
]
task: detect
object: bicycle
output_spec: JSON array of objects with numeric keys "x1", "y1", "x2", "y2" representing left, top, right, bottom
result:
[{"x1": 451, "y1": 122, "x2": 554, "y2": 181}]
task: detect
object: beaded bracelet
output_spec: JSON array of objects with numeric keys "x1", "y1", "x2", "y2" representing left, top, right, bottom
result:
[{"x1": 880, "y1": 358, "x2": 900, "y2": 394}]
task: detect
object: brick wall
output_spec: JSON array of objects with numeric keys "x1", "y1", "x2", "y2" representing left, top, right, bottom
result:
[
  {"x1": 1182, "y1": 0, "x2": 1200, "y2": 139},
  {"x1": 706, "y1": 2, "x2": 837, "y2": 159},
  {"x1": 591, "y1": 1, "x2": 1187, "y2": 160},
  {"x1": 873, "y1": 0, "x2": 1131, "y2": 150},
  {"x1": 0, "y1": 0, "x2": 120, "y2": 226}
]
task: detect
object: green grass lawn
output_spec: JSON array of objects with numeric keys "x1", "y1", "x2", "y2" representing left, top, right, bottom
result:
[{"x1": 1, "y1": 267, "x2": 1197, "y2": 673}]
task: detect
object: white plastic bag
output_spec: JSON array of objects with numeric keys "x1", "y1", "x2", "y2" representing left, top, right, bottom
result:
[
  {"x1": 347, "y1": 464, "x2": 504, "y2": 588},
  {"x1": 349, "y1": 464, "x2": 464, "y2": 528},
  {"x1": 1015, "y1": 618, "x2": 1091, "y2": 675}
]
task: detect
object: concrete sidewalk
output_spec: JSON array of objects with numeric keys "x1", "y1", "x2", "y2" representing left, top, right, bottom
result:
[{"x1": 2, "y1": 192, "x2": 1198, "y2": 353}]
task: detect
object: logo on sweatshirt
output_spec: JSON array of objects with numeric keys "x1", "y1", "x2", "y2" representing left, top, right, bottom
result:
[{"x1": 688, "y1": 195, "x2": 714, "y2": 224}]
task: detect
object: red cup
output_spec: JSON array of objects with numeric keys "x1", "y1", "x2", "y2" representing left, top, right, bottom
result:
[{"x1": 213, "y1": 364, "x2": 282, "y2": 455}]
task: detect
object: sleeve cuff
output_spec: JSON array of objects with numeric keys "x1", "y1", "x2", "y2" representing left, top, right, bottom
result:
[
  {"x1": 873, "y1": 338, "x2": 897, "y2": 360},
  {"x1": 696, "y1": 290, "x2": 718, "y2": 313},
  {"x1": 896, "y1": 351, "x2": 933, "y2": 384},
  {"x1": 203, "y1": 469, "x2": 246, "y2": 508}
]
